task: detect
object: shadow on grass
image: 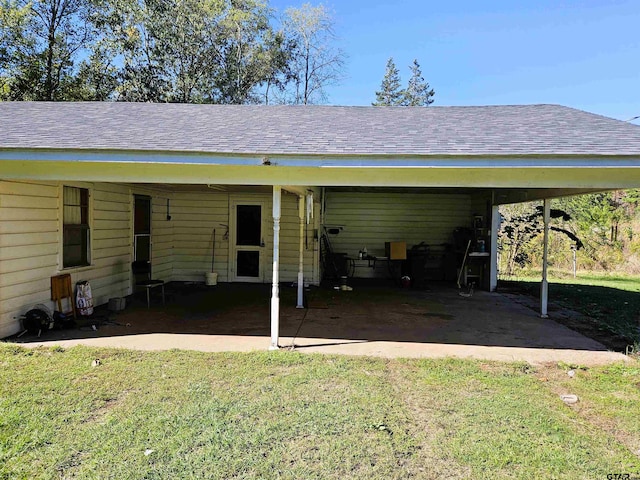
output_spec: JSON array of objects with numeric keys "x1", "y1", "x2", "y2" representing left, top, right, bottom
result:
[{"x1": 499, "y1": 279, "x2": 639, "y2": 351}]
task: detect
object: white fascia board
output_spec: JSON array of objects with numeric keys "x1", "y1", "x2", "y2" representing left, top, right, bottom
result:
[
  {"x1": 305, "y1": 157, "x2": 640, "y2": 168},
  {"x1": 1, "y1": 148, "x2": 640, "y2": 168},
  {"x1": 2, "y1": 150, "x2": 640, "y2": 189},
  {"x1": 0, "y1": 149, "x2": 263, "y2": 165}
]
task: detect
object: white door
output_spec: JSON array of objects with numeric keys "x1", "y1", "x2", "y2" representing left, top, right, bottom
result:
[{"x1": 229, "y1": 199, "x2": 265, "y2": 282}]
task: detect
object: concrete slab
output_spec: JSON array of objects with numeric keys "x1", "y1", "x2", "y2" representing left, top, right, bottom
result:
[{"x1": 11, "y1": 282, "x2": 629, "y2": 366}]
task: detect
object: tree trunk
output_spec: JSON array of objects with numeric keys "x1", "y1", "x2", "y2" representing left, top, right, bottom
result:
[
  {"x1": 264, "y1": 80, "x2": 271, "y2": 105},
  {"x1": 45, "y1": 1, "x2": 59, "y2": 100},
  {"x1": 303, "y1": 47, "x2": 310, "y2": 105}
]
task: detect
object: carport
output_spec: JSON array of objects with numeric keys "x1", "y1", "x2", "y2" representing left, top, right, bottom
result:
[
  {"x1": 14, "y1": 281, "x2": 627, "y2": 365},
  {"x1": 1, "y1": 102, "x2": 639, "y2": 353}
]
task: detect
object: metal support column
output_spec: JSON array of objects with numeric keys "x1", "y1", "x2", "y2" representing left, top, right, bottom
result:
[
  {"x1": 540, "y1": 198, "x2": 550, "y2": 318},
  {"x1": 490, "y1": 204, "x2": 500, "y2": 292}
]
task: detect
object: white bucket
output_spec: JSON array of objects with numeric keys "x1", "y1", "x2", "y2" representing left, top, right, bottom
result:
[
  {"x1": 108, "y1": 297, "x2": 126, "y2": 311},
  {"x1": 205, "y1": 272, "x2": 218, "y2": 286}
]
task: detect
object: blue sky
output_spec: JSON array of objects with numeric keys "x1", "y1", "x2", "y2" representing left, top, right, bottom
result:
[{"x1": 271, "y1": 0, "x2": 639, "y2": 122}]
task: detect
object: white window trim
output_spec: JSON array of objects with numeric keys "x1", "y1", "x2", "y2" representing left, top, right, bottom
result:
[{"x1": 58, "y1": 182, "x2": 94, "y2": 272}]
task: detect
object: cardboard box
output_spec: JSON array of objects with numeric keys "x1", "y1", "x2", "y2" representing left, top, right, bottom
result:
[{"x1": 385, "y1": 241, "x2": 407, "y2": 260}]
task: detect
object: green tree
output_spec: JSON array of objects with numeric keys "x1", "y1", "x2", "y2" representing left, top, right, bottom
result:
[
  {"x1": 92, "y1": 0, "x2": 174, "y2": 102},
  {"x1": 553, "y1": 192, "x2": 633, "y2": 269},
  {"x1": 402, "y1": 59, "x2": 434, "y2": 106},
  {"x1": 499, "y1": 203, "x2": 581, "y2": 276},
  {"x1": 500, "y1": 190, "x2": 640, "y2": 275},
  {"x1": 0, "y1": 1, "x2": 30, "y2": 97},
  {"x1": 215, "y1": 0, "x2": 282, "y2": 104},
  {"x1": 260, "y1": 28, "x2": 295, "y2": 104},
  {"x1": 0, "y1": 0, "x2": 29, "y2": 64},
  {"x1": 283, "y1": 3, "x2": 345, "y2": 104},
  {"x1": 1, "y1": 0, "x2": 94, "y2": 100},
  {"x1": 372, "y1": 57, "x2": 403, "y2": 106},
  {"x1": 92, "y1": 0, "x2": 288, "y2": 104},
  {"x1": 68, "y1": 46, "x2": 119, "y2": 100}
]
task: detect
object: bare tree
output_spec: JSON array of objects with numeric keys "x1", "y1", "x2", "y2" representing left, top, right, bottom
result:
[{"x1": 283, "y1": 3, "x2": 345, "y2": 105}]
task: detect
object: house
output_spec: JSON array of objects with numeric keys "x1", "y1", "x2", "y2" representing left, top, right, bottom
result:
[{"x1": 1, "y1": 102, "x2": 639, "y2": 347}]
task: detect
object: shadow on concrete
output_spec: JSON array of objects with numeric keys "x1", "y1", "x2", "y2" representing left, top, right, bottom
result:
[
  {"x1": 11, "y1": 280, "x2": 611, "y2": 352},
  {"x1": 499, "y1": 280, "x2": 639, "y2": 351}
]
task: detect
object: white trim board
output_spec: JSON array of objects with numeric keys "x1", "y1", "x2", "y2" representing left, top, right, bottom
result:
[{"x1": 2, "y1": 160, "x2": 640, "y2": 189}]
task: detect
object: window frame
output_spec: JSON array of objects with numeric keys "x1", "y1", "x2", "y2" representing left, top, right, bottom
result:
[
  {"x1": 133, "y1": 194, "x2": 152, "y2": 263},
  {"x1": 60, "y1": 184, "x2": 93, "y2": 270}
]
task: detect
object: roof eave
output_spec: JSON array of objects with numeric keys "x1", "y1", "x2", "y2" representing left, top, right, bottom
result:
[{"x1": 1, "y1": 147, "x2": 640, "y2": 168}]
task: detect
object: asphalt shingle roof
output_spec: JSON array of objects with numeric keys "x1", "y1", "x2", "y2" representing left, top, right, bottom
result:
[{"x1": 1, "y1": 102, "x2": 639, "y2": 157}]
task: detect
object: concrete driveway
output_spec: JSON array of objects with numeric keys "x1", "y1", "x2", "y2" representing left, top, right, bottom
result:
[{"x1": 12, "y1": 282, "x2": 628, "y2": 366}]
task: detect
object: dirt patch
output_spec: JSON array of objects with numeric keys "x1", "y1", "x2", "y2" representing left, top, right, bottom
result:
[
  {"x1": 57, "y1": 450, "x2": 89, "y2": 478},
  {"x1": 82, "y1": 394, "x2": 127, "y2": 425},
  {"x1": 384, "y1": 361, "x2": 471, "y2": 478}
]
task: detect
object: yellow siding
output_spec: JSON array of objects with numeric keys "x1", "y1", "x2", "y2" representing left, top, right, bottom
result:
[
  {"x1": 0, "y1": 182, "x2": 319, "y2": 338},
  {"x1": 171, "y1": 192, "x2": 229, "y2": 282},
  {"x1": 0, "y1": 181, "x2": 133, "y2": 338},
  {"x1": 83, "y1": 183, "x2": 131, "y2": 306},
  {"x1": 151, "y1": 195, "x2": 173, "y2": 281},
  {"x1": 323, "y1": 191, "x2": 473, "y2": 277},
  {"x1": 171, "y1": 191, "x2": 317, "y2": 284},
  {"x1": 0, "y1": 180, "x2": 59, "y2": 337}
]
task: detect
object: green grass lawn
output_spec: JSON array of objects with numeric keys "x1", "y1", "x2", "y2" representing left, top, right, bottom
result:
[
  {"x1": 1, "y1": 345, "x2": 639, "y2": 479},
  {"x1": 503, "y1": 270, "x2": 640, "y2": 293},
  {"x1": 499, "y1": 271, "x2": 640, "y2": 350}
]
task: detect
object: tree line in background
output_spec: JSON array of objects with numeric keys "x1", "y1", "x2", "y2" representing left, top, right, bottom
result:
[
  {"x1": 0, "y1": 0, "x2": 345, "y2": 104},
  {"x1": 372, "y1": 57, "x2": 434, "y2": 106},
  {"x1": 499, "y1": 189, "x2": 640, "y2": 276},
  {"x1": 1, "y1": 0, "x2": 439, "y2": 106}
]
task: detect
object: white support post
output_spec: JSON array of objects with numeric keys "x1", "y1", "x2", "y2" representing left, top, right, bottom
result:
[
  {"x1": 296, "y1": 195, "x2": 305, "y2": 308},
  {"x1": 270, "y1": 186, "x2": 282, "y2": 350},
  {"x1": 489, "y1": 204, "x2": 500, "y2": 292},
  {"x1": 540, "y1": 198, "x2": 550, "y2": 318}
]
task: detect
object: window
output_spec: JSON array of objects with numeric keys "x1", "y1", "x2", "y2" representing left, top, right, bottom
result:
[
  {"x1": 63, "y1": 186, "x2": 90, "y2": 268},
  {"x1": 134, "y1": 195, "x2": 151, "y2": 262}
]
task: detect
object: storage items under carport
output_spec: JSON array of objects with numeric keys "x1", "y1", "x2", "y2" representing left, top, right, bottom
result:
[
  {"x1": 320, "y1": 215, "x2": 493, "y2": 289},
  {"x1": 453, "y1": 223, "x2": 491, "y2": 290},
  {"x1": 406, "y1": 243, "x2": 459, "y2": 286}
]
